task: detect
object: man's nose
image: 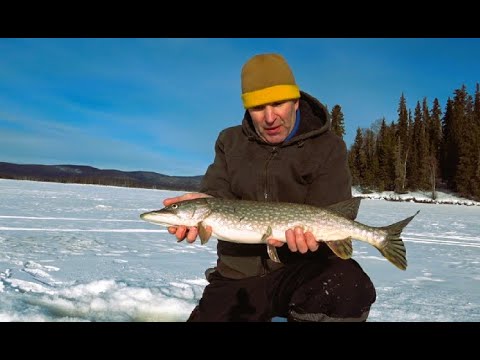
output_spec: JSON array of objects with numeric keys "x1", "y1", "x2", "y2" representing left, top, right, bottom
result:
[{"x1": 264, "y1": 105, "x2": 276, "y2": 123}]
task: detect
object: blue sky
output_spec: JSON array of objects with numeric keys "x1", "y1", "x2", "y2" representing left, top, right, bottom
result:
[{"x1": 1, "y1": 38, "x2": 479, "y2": 176}]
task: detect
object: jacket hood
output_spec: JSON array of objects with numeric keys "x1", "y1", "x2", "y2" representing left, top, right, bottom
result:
[{"x1": 241, "y1": 90, "x2": 331, "y2": 146}]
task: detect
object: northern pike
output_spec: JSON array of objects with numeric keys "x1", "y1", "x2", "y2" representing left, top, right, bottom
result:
[{"x1": 140, "y1": 197, "x2": 419, "y2": 270}]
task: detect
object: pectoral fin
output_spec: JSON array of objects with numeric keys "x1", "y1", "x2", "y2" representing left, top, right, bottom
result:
[
  {"x1": 197, "y1": 222, "x2": 212, "y2": 245},
  {"x1": 326, "y1": 238, "x2": 353, "y2": 259},
  {"x1": 267, "y1": 244, "x2": 282, "y2": 263},
  {"x1": 261, "y1": 226, "x2": 282, "y2": 263},
  {"x1": 261, "y1": 225, "x2": 273, "y2": 242}
]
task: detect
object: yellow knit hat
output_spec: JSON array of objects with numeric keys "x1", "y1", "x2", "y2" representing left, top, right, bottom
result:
[{"x1": 241, "y1": 53, "x2": 300, "y2": 109}]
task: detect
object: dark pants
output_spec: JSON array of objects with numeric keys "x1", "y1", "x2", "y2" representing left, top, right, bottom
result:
[{"x1": 187, "y1": 256, "x2": 376, "y2": 322}]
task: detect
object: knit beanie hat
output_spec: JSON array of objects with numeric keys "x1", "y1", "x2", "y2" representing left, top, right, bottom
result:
[{"x1": 241, "y1": 53, "x2": 300, "y2": 109}]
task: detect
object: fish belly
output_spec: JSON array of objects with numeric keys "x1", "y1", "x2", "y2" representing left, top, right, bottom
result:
[{"x1": 211, "y1": 227, "x2": 266, "y2": 244}]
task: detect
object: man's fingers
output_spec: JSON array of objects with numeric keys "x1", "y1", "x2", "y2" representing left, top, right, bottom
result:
[
  {"x1": 186, "y1": 227, "x2": 198, "y2": 243},
  {"x1": 305, "y1": 231, "x2": 319, "y2": 252},
  {"x1": 294, "y1": 227, "x2": 308, "y2": 253},
  {"x1": 163, "y1": 197, "x2": 181, "y2": 206},
  {"x1": 267, "y1": 238, "x2": 285, "y2": 247},
  {"x1": 163, "y1": 192, "x2": 212, "y2": 207},
  {"x1": 285, "y1": 229, "x2": 297, "y2": 252},
  {"x1": 175, "y1": 225, "x2": 187, "y2": 241}
]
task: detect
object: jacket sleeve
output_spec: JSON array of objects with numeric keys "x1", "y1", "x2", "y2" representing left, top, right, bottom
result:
[
  {"x1": 199, "y1": 130, "x2": 237, "y2": 199},
  {"x1": 305, "y1": 135, "x2": 352, "y2": 208}
]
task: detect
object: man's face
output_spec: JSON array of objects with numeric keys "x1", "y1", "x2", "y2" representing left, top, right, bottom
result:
[{"x1": 248, "y1": 99, "x2": 299, "y2": 144}]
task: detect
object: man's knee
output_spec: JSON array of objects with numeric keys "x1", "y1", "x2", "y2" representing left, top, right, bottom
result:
[{"x1": 287, "y1": 260, "x2": 376, "y2": 322}]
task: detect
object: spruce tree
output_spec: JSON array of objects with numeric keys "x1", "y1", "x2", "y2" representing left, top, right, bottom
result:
[
  {"x1": 363, "y1": 129, "x2": 377, "y2": 190},
  {"x1": 456, "y1": 93, "x2": 476, "y2": 196},
  {"x1": 472, "y1": 84, "x2": 480, "y2": 198},
  {"x1": 451, "y1": 85, "x2": 469, "y2": 192},
  {"x1": 429, "y1": 98, "x2": 443, "y2": 198},
  {"x1": 331, "y1": 105, "x2": 346, "y2": 138},
  {"x1": 376, "y1": 119, "x2": 396, "y2": 191},
  {"x1": 441, "y1": 98, "x2": 456, "y2": 186},
  {"x1": 349, "y1": 128, "x2": 364, "y2": 186},
  {"x1": 405, "y1": 109, "x2": 415, "y2": 189},
  {"x1": 396, "y1": 94, "x2": 410, "y2": 192}
]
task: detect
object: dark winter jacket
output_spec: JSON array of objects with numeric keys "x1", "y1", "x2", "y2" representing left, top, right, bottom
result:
[{"x1": 199, "y1": 91, "x2": 352, "y2": 278}]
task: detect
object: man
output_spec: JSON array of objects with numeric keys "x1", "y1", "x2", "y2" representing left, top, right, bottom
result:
[{"x1": 164, "y1": 53, "x2": 376, "y2": 321}]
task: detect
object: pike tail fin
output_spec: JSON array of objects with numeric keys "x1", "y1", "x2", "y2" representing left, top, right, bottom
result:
[{"x1": 377, "y1": 210, "x2": 420, "y2": 270}]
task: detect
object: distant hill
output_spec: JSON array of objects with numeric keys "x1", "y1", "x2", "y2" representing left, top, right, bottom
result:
[{"x1": 0, "y1": 162, "x2": 203, "y2": 191}]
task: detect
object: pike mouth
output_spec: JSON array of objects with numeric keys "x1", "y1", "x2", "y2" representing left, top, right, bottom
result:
[
  {"x1": 140, "y1": 211, "x2": 178, "y2": 227},
  {"x1": 140, "y1": 212, "x2": 160, "y2": 221},
  {"x1": 140, "y1": 212, "x2": 153, "y2": 220}
]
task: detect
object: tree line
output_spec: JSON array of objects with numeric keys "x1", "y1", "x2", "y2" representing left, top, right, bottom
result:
[{"x1": 329, "y1": 84, "x2": 480, "y2": 201}]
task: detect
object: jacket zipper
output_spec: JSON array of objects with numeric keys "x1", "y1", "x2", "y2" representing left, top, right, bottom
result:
[{"x1": 263, "y1": 146, "x2": 278, "y2": 201}]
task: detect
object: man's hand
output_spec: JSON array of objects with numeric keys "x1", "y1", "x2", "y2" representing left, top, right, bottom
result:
[
  {"x1": 268, "y1": 227, "x2": 319, "y2": 253},
  {"x1": 163, "y1": 192, "x2": 212, "y2": 243}
]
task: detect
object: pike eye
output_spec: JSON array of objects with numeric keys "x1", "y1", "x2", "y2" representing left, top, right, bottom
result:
[{"x1": 171, "y1": 204, "x2": 178, "y2": 209}]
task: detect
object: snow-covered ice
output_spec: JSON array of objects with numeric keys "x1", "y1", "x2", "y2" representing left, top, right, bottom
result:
[{"x1": 1, "y1": 179, "x2": 479, "y2": 321}]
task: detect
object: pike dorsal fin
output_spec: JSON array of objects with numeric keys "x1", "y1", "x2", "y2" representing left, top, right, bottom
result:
[
  {"x1": 326, "y1": 197, "x2": 361, "y2": 220},
  {"x1": 326, "y1": 238, "x2": 353, "y2": 259}
]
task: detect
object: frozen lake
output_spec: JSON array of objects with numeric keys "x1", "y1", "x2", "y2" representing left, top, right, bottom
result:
[{"x1": 0, "y1": 179, "x2": 479, "y2": 321}]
